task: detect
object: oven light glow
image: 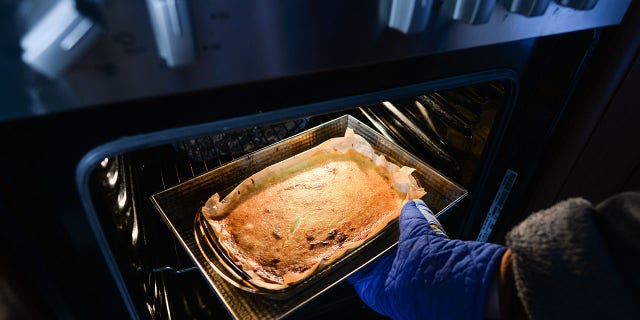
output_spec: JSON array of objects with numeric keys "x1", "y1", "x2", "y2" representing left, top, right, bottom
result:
[
  {"x1": 131, "y1": 209, "x2": 139, "y2": 246},
  {"x1": 118, "y1": 188, "x2": 127, "y2": 209},
  {"x1": 107, "y1": 170, "x2": 119, "y2": 187}
]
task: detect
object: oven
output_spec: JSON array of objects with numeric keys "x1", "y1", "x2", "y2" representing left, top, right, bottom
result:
[{"x1": 0, "y1": 0, "x2": 638, "y2": 319}]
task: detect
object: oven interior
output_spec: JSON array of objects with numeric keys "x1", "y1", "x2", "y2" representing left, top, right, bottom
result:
[{"x1": 83, "y1": 79, "x2": 513, "y2": 319}]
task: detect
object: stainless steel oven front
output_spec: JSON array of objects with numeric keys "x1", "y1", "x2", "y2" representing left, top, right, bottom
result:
[{"x1": 0, "y1": 1, "x2": 634, "y2": 319}]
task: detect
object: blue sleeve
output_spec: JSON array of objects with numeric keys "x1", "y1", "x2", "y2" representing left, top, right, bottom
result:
[{"x1": 349, "y1": 200, "x2": 506, "y2": 320}]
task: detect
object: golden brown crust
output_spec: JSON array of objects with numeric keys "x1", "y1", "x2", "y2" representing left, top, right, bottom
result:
[{"x1": 202, "y1": 129, "x2": 425, "y2": 290}]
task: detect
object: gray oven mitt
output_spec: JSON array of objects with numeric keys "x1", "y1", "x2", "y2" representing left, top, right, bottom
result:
[{"x1": 349, "y1": 200, "x2": 506, "y2": 319}]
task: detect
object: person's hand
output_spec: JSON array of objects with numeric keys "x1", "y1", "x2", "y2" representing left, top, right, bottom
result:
[{"x1": 349, "y1": 200, "x2": 506, "y2": 319}]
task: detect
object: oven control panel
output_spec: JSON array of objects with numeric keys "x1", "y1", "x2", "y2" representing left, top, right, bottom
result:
[{"x1": 2, "y1": 0, "x2": 631, "y2": 121}]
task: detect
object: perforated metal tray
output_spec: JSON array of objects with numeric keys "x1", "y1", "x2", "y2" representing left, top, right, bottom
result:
[{"x1": 151, "y1": 115, "x2": 467, "y2": 319}]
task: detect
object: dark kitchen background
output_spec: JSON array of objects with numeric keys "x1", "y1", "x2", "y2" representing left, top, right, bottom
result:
[{"x1": 0, "y1": 0, "x2": 639, "y2": 319}]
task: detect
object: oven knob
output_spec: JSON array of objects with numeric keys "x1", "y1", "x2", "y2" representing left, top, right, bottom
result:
[
  {"x1": 145, "y1": 0, "x2": 195, "y2": 67},
  {"x1": 504, "y1": 0, "x2": 551, "y2": 16},
  {"x1": 388, "y1": 0, "x2": 434, "y2": 34},
  {"x1": 447, "y1": 0, "x2": 496, "y2": 25},
  {"x1": 554, "y1": 0, "x2": 598, "y2": 10},
  {"x1": 20, "y1": 0, "x2": 102, "y2": 78}
]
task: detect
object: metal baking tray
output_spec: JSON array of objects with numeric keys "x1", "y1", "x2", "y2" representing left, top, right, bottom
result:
[{"x1": 151, "y1": 115, "x2": 467, "y2": 319}]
